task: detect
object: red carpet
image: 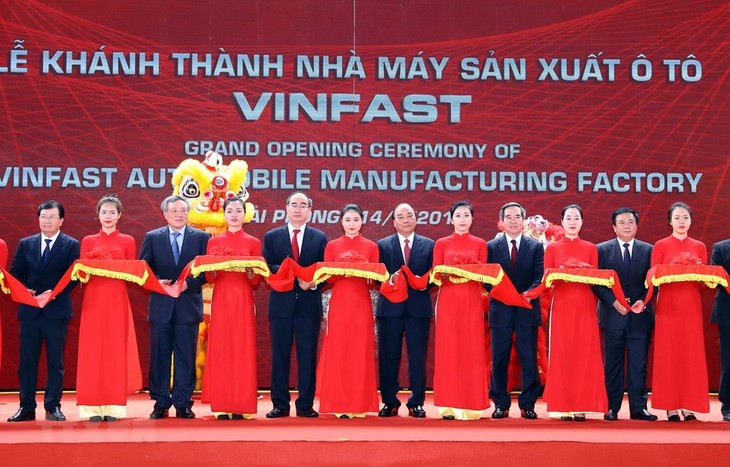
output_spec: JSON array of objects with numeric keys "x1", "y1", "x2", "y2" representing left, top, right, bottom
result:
[{"x1": 0, "y1": 393, "x2": 727, "y2": 466}]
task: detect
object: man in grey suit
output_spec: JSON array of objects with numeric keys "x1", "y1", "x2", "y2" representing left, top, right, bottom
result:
[
  {"x1": 139, "y1": 195, "x2": 210, "y2": 419},
  {"x1": 711, "y1": 239, "x2": 730, "y2": 421},
  {"x1": 595, "y1": 207, "x2": 657, "y2": 421}
]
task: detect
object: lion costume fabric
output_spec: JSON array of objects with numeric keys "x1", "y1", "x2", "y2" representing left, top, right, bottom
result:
[{"x1": 171, "y1": 150, "x2": 255, "y2": 389}]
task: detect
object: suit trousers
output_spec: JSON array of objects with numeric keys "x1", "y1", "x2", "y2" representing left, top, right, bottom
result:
[
  {"x1": 489, "y1": 321, "x2": 540, "y2": 410},
  {"x1": 148, "y1": 318, "x2": 199, "y2": 410},
  {"x1": 18, "y1": 317, "x2": 68, "y2": 410},
  {"x1": 269, "y1": 315, "x2": 321, "y2": 411},
  {"x1": 376, "y1": 315, "x2": 430, "y2": 407},
  {"x1": 719, "y1": 324, "x2": 730, "y2": 416},
  {"x1": 602, "y1": 327, "x2": 651, "y2": 412}
]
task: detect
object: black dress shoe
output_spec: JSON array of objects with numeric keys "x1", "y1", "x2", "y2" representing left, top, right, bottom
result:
[
  {"x1": 630, "y1": 409, "x2": 658, "y2": 421},
  {"x1": 104, "y1": 416, "x2": 118, "y2": 422},
  {"x1": 407, "y1": 405, "x2": 426, "y2": 418},
  {"x1": 573, "y1": 414, "x2": 586, "y2": 422},
  {"x1": 491, "y1": 407, "x2": 509, "y2": 419},
  {"x1": 520, "y1": 409, "x2": 538, "y2": 420},
  {"x1": 231, "y1": 414, "x2": 245, "y2": 420},
  {"x1": 176, "y1": 407, "x2": 195, "y2": 419},
  {"x1": 667, "y1": 411, "x2": 681, "y2": 422},
  {"x1": 378, "y1": 404, "x2": 400, "y2": 417},
  {"x1": 45, "y1": 407, "x2": 66, "y2": 421},
  {"x1": 604, "y1": 410, "x2": 619, "y2": 421},
  {"x1": 7, "y1": 408, "x2": 35, "y2": 422},
  {"x1": 266, "y1": 407, "x2": 290, "y2": 418},
  {"x1": 723, "y1": 413, "x2": 730, "y2": 422},
  {"x1": 442, "y1": 414, "x2": 456, "y2": 420},
  {"x1": 150, "y1": 408, "x2": 169, "y2": 419},
  {"x1": 216, "y1": 414, "x2": 231, "y2": 420},
  {"x1": 682, "y1": 412, "x2": 697, "y2": 421},
  {"x1": 560, "y1": 415, "x2": 574, "y2": 421},
  {"x1": 296, "y1": 407, "x2": 319, "y2": 418},
  {"x1": 89, "y1": 416, "x2": 103, "y2": 422}
]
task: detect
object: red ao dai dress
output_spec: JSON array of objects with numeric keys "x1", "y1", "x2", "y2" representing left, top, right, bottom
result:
[
  {"x1": 76, "y1": 230, "x2": 142, "y2": 419},
  {"x1": 650, "y1": 235, "x2": 709, "y2": 413},
  {"x1": 201, "y1": 229, "x2": 262, "y2": 416},
  {"x1": 316, "y1": 235, "x2": 380, "y2": 417},
  {"x1": 432, "y1": 232, "x2": 489, "y2": 420}
]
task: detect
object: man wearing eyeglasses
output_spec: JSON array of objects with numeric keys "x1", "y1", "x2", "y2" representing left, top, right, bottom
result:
[
  {"x1": 139, "y1": 195, "x2": 210, "y2": 419},
  {"x1": 8, "y1": 200, "x2": 80, "y2": 422},
  {"x1": 263, "y1": 192, "x2": 327, "y2": 418}
]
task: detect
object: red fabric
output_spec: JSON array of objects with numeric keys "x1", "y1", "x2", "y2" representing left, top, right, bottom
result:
[
  {"x1": 379, "y1": 271, "x2": 408, "y2": 303},
  {"x1": 401, "y1": 265, "x2": 430, "y2": 290},
  {"x1": 76, "y1": 230, "x2": 142, "y2": 406},
  {"x1": 542, "y1": 237, "x2": 607, "y2": 413},
  {"x1": 201, "y1": 230, "x2": 261, "y2": 414},
  {"x1": 432, "y1": 233, "x2": 489, "y2": 411},
  {"x1": 317, "y1": 235, "x2": 379, "y2": 414},
  {"x1": 643, "y1": 263, "x2": 729, "y2": 304},
  {"x1": 650, "y1": 235, "x2": 710, "y2": 412}
]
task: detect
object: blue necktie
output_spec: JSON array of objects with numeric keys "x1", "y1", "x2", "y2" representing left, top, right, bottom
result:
[
  {"x1": 42, "y1": 238, "x2": 52, "y2": 264},
  {"x1": 622, "y1": 242, "x2": 631, "y2": 274},
  {"x1": 172, "y1": 232, "x2": 181, "y2": 264}
]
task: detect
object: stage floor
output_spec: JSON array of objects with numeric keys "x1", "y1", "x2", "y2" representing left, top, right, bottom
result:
[{"x1": 1, "y1": 392, "x2": 728, "y2": 466}]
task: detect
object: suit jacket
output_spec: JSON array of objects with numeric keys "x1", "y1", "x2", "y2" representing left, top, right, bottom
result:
[
  {"x1": 139, "y1": 226, "x2": 210, "y2": 324},
  {"x1": 375, "y1": 233, "x2": 434, "y2": 319},
  {"x1": 486, "y1": 235, "x2": 543, "y2": 327},
  {"x1": 264, "y1": 224, "x2": 327, "y2": 319},
  {"x1": 10, "y1": 232, "x2": 80, "y2": 321},
  {"x1": 595, "y1": 238, "x2": 654, "y2": 332},
  {"x1": 711, "y1": 239, "x2": 730, "y2": 325}
]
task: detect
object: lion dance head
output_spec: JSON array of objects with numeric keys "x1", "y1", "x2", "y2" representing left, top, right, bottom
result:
[{"x1": 171, "y1": 150, "x2": 255, "y2": 234}]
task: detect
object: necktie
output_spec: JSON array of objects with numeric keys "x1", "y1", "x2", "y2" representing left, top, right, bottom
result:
[
  {"x1": 623, "y1": 242, "x2": 631, "y2": 273},
  {"x1": 291, "y1": 229, "x2": 300, "y2": 262},
  {"x1": 403, "y1": 238, "x2": 411, "y2": 264},
  {"x1": 510, "y1": 239, "x2": 518, "y2": 268},
  {"x1": 42, "y1": 238, "x2": 52, "y2": 264},
  {"x1": 172, "y1": 232, "x2": 181, "y2": 264}
]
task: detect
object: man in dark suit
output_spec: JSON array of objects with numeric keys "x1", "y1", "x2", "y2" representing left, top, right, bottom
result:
[
  {"x1": 711, "y1": 240, "x2": 730, "y2": 422},
  {"x1": 486, "y1": 202, "x2": 543, "y2": 419},
  {"x1": 8, "y1": 200, "x2": 80, "y2": 422},
  {"x1": 139, "y1": 195, "x2": 210, "y2": 419},
  {"x1": 263, "y1": 192, "x2": 327, "y2": 418},
  {"x1": 596, "y1": 207, "x2": 657, "y2": 421},
  {"x1": 376, "y1": 203, "x2": 434, "y2": 418}
]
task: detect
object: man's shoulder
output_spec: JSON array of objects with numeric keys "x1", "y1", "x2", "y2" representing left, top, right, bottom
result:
[
  {"x1": 144, "y1": 226, "x2": 168, "y2": 237},
  {"x1": 186, "y1": 226, "x2": 210, "y2": 238},
  {"x1": 712, "y1": 239, "x2": 730, "y2": 250},
  {"x1": 414, "y1": 233, "x2": 435, "y2": 246},
  {"x1": 377, "y1": 233, "x2": 398, "y2": 247},
  {"x1": 18, "y1": 233, "x2": 40, "y2": 244},
  {"x1": 58, "y1": 232, "x2": 80, "y2": 245},
  {"x1": 634, "y1": 238, "x2": 653, "y2": 250},
  {"x1": 596, "y1": 239, "x2": 617, "y2": 250},
  {"x1": 305, "y1": 225, "x2": 327, "y2": 239}
]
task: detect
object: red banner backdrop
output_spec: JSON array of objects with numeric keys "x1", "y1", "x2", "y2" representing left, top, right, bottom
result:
[{"x1": 1, "y1": 0, "x2": 728, "y2": 390}]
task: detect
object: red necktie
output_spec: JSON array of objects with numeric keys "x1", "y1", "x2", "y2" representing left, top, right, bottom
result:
[
  {"x1": 291, "y1": 229, "x2": 300, "y2": 262},
  {"x1": 403, "y1": 238, "x2": 411, "y2": 264},
  {"x1": 510, "y1": 239, "x2": 518, "y2": 268}
]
